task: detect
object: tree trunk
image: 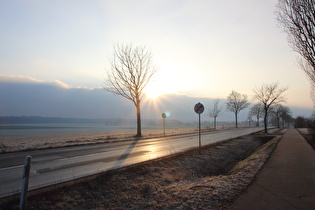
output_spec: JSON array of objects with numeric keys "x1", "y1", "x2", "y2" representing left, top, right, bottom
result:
[
  {"x1": 264, "y1": 109, "x2": 268, "y2": 133},
  {"x1": 235, "y1": 113, "x2": 238, "y2": 128},
  {"x1": 135, "y1": 99, "x2": 142, "y2": 137},
  {"x1": 256, "y1": 116, "x2": 259, "y2": 127},
  {"x1": 214, "y1": 117, "x2": 217, "y2": 130},
  {"x1": 277, "y1": 117, "x2": 280, "y2": 128}
]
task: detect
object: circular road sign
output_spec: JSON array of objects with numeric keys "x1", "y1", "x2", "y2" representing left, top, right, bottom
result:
[
  {"x1": 194, "y1": 102, "x2": 204, "y2": 114},
  {"x1": 162, "y1": 113, "x2": 167, "y2": 119}
]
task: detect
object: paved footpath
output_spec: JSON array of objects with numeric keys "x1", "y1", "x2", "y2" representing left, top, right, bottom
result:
[{"x1": 229, "y1": 128, "x2": 315, "y2": 210}]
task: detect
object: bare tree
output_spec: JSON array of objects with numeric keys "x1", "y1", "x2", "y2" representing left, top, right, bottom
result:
[
  {"x1": 270, "y1": 105, "x2": 293, "y2": 128},
  {"x1": 247, "y1": 115, "x2": 253, "y2": 127},
  {"x1": 281, "y1": 106, "x2": 292, "y2": 127},
  {"x1": 253, "y1": 83, "x2": 288, "y2": 133},
  {"x1": 295, "y1": 116, "x2": 307, "y2": 128},
  {"x1": 276, "y1": 0, "x2": 315, "y2": 103},
  {"x1": 270, "y1": 105, "x2": 284, "y2": 128},
  {"x1": 226, "y1": 90, "x2": 250, "y2": 128},
  {"x1": 249, "y1": 103, "x2": 264, "y2": 127},
  {"x1": 104, "y1": 44, "x2": 157, "y2": 137},
  {"x1": 311, "y1": 85, "x2": 315, "y2": 108},
  {"x1": 209, "y1": 99, "x2": 223, "y2": 130}
]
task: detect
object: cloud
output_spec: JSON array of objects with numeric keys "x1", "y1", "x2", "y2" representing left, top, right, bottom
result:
[
  {"x1": 0, "y1": 75, "x2": 128, "y2": 119},
  {"x1": 0, "y1": 74, "x2": 43, "y2": 84},
  {"x1": 0, "y1": 75, "x2": 224, "y2": 121},
  {"x1": 51, "y1": 80, "x2": 71, "y2": 89},
  {"x1": 0, "y1": 75, "x2": 313, "y2": 122},
  {"x1": 0, "y1": 74, "x2": 92, "y2": 90}
]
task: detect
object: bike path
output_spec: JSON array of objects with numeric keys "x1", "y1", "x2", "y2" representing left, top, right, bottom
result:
[{"x1": 230, "y1": 128, "x2": 315, "y2": 210}]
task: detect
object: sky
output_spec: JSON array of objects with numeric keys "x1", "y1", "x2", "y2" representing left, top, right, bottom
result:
[{"x1": 0, "y1": 0, "x2": 314, "y2": 121}]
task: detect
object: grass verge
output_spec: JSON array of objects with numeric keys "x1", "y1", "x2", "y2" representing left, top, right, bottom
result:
[{"x1": 297, "y1": 128, "x2": 315, "y2": 150}]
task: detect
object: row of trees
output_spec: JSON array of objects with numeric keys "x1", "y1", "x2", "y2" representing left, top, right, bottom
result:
[
  {"x1": 215, "y1": 0, "x2": 315, "y2": 132},
  {"x1": 210, "y1": 83, "x2": 289, "y2": 132},
  {"x1": 102, "y1": 1, "x2": 314, "y2": 137},
  {"x1": 295, "y1": 115, "x2": 315, "y2": 128},
  {"x1": 249, "y1": 104, "x2": 293, "y2": 128},
  {"x1": 103, "y1": 44, "x2": 290, "y2": 137}
]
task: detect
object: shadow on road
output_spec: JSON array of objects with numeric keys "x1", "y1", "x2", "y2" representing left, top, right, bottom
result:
[{"x1": 110, "y1": 137, "x2": 141, "y2": 169}]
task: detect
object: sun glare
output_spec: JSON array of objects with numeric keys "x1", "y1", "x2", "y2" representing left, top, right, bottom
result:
[
  {"x1": 144, "y1": 74, "x2": 179, "y2": 99},
  {"x1": 144, "y1": 81, "x2": 165, "y2": 99},
  {"x1": 145, "y1": 87, "x2": 161, "y2": 99}
]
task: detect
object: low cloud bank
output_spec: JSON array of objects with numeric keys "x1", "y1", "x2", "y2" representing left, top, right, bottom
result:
[{"x1": 0, "y1": 75, "x2": 313, "y2": 122}]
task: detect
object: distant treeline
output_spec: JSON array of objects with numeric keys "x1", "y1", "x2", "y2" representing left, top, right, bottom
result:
[{"x1": 0, "y1": 116, "x2": 123, "y2": 125}]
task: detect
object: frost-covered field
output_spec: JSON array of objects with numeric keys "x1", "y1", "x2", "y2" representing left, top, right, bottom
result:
[{"x1": 0, "y1": 128, "x2": 214, "y2": 153}]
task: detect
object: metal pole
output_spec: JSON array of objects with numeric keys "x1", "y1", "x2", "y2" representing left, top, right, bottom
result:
[
  {"x1": 199, "y1": 113, "x2": 201, "y2": 153},
  {"x1": 163, "y1": 118, "x2": 165, "y2": 136},
  {"x1": 20, "y1": 156, "x2": 31, "y2": 210}
]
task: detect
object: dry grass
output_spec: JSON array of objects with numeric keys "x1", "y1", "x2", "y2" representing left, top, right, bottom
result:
[
  {"x1": 297, "y1": 128, "x2": 315, "y2": 150},
  {"x1": 1, "y1": 132, "x2": 281, "y2": 210}
]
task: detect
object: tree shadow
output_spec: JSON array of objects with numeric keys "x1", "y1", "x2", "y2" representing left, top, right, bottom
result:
[{"x1": 110, "y1": 136, "x2": 142, "y2": 170}]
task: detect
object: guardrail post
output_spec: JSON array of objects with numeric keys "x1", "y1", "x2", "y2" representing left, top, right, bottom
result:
[{"x1": 20, "y1": 155, "x2": 32, "y2": 210}]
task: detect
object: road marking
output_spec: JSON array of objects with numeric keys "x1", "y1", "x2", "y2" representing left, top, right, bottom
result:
[{"x1": 0, "y1": 165, "x2": 23, "y2": 171}]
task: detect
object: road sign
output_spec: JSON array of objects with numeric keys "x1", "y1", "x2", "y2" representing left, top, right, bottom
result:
[
  {"x1": 162, "y1": 113, "x2": 166, "y2": 119},
  {"x1": 194, "y1": 102, "x2": 204, "y2": 114},
  {"x1": 194, "y1": 102, "x2": 204, "y2": 154}
]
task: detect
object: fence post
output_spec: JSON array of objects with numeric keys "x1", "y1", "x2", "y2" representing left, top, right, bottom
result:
[{"x1": 20, "y1": 155, "x2": 32, "y2": 210}]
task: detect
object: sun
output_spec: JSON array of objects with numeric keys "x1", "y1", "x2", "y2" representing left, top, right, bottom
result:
[
  {"x1": 143, "y1": 75, "x2": 179, "y2": 99},
  {"x1": 144, "y1": 85, "x2": 162, "y2": 99}
]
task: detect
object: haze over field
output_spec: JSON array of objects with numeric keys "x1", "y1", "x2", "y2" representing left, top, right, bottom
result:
[{"x1": 0, "y1": 0, "x2": 314, "y2": 122}]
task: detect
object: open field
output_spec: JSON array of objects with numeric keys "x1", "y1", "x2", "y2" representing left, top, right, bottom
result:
[
  {"x1": 1, "y1": 130, "x2": 282, "y2": 209},
  {"x1": 0, "y1": 127, "x2": 217, "y2": 153}
]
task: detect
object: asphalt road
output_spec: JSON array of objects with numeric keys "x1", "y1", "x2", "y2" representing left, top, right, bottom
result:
[{"x1": 0, "y1": 127, "x2": 263, "y2": 198}]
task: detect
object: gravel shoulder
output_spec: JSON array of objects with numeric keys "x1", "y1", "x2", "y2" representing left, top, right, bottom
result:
[{"x1": 1, "y1": 130, "x2": 283, "y2": 209}]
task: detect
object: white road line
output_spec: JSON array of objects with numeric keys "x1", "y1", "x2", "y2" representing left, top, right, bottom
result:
[{"x1": 0, "y1": 165, "x2": 23, "y2": 171}]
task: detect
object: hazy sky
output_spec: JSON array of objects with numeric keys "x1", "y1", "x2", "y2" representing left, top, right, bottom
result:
[{"x1": 0, "y1": 0, "x2": 313, "y2": 110}]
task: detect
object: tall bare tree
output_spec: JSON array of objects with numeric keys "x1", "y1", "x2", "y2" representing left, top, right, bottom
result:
[
  {"x1": 104, "y1": 44, "x2": 157, "y2": 137},
  {"x1": 249, "y1": 103, "x2": 264, "y2": 127},
  {"x1": 253, "y1": 83, "x2": 288, "y2": 133},
  {"x1": 276, "y1": 0, "x2": 315, "y2": 104},
  {"x1": 209, "y1": 99, "x2": 223, "y2": 130},
  {"x1": 226, "y1": 90, "x2": 250, "y2": 128}
]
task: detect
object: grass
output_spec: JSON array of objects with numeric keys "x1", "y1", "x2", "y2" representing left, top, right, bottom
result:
[
  {"x1": 1, "y1": 131, "x2": 281, "y2": 210},
  {"x1": 297, "y1": 128, "x2": 315, "y2": 150}
]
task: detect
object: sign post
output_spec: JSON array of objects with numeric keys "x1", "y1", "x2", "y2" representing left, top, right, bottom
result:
[
  {"x1": 162, "y1": 113, "x2": 166, "y2": 136},
  {"x1": 194, "y1": 102, "x2": 204, "y2": 153}
]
